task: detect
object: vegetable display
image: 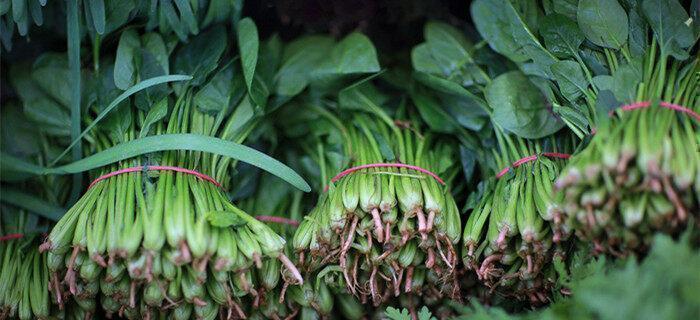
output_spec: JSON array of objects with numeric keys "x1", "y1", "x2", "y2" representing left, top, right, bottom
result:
[{"x1": 1, "y1": 0, "x2": 698, "y2": 319}]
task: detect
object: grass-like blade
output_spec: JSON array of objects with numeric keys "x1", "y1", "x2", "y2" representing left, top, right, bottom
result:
[
  {"x1": 0, "y1": 188, "x2": 66, "y2": 221},
  {"x1": 8, "y1": 134, "x2": 311, "y2": 192},
  {"x1": 50, "y1": 74, "x2": 193, "y2": 166}
]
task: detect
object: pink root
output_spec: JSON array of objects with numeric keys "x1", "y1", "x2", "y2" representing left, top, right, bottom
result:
[
  {"x1": 342, "y1": 216, "x2": 359, "y2": 253},
  {"x1": 496, "y1": 227, "x2": 508, "y2": 250},
  {"x1": 179, "y1": 241, "x2": 191, "y2": 264},
  {"x1": 426, "y1": 248, "x2": 435, "y2": 268},
  {"x1": 426, "y1": 210, "x2": 435, "y2": 232},
  {"x1": 193, "y1": 297, "x2": 207, "y2": 307},
  {"x1": 253, "y1": 253, "x2": 263, "y2": 269},
  {"x1": 384, "y1": 221, "x2": 391, "y2": 244},
  {"x1": 92, "y1": 254, "x2": 108, "y2": 268},
  {"x1": 39, "y1": 241, "x2": 52, "y2": 253},
  {"x1": 278, "y1": 253, "x2": 304, "y2": 285},
  {"x1": 478, "y1": 254, "x2": 503, "y2": 278},
  {"x1": 405, "y1": 267, "x2": 414, "y2": 293},
  {"x1": 416, "y1": 209, "x2": 427, "y2": 241},
  {"x1": 130, "y1": 281, "x2": 137, "y2": 308},
  {"x1": 371, "y1": 208, "x2": 385, "y2": 243}
]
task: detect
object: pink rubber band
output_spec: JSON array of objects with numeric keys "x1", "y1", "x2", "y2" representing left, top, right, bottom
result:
[
  {"x1": 88, "y1": 165, "x2": 221, "y2": 189},
  {"x1": 324, "y1": 163, "x2": 445, "y2": 192},
  {"x1": 496, "y1": 152, "x2": 571, "y2": 178},
  {"x1": 0, "y1": 233, "x2": 24, "y2": 242},
  {"x1": 613, "y1": 101, "x2": 699, "y2": 122},
  {"x1": 255, "y1": 215, "x2": 300, "y2": 227}
]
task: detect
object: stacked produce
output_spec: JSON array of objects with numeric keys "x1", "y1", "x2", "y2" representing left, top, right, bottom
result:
[
  {"x1": 461, "y1": 133, "x2": 575, "y2": 303},
  {"x1": 2, "y1": 0, "x2": 700, "y2": 319},
  {"x1": 287, "y1": 96, "x2": 463, "y2": 307},
  {"x1": 470, "y1": 0, "x2": 698, "y2": 256},
  {"x1": 410, "y1": 19, "x2": 580, "y2": 302},
  {"x1": 28, "y1": 24, "x2": 307, "y2": 319},
  {"x1": 0, "y1": 210, "x2": 56, "y2": 320}
]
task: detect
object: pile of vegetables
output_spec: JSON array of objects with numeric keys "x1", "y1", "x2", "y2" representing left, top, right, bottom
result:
[
  {"x1": 288, "y1": 102, "x2": 462, "y2": 307},
  {"x1": 1, "y1": 0, "x2": 698, "y2": 319},
  {"x1": 470, "y1": 0, "x2": 699, "y2": 256}
]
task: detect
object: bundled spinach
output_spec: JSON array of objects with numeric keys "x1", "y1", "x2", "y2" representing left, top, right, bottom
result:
[
  {"x1": 411, "y1": 20, "x2": 578, "y2": 301},
  {"x1": 23, "y1": 23, "x2": 310, "y2": 319},
  {"x1": 470, "y1": 0, "x2": 698, "y2": 255},
  {"x1": 0, "y1": 209, "x2": 56, "y2": 320},
  {"x1": 285, "y1": 89, "x2": 462, "y2": 307}
]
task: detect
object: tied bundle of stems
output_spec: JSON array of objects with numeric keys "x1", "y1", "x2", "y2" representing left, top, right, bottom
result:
[
  {"x1": 40, "y1": 80, "x2": 303, "y2": 319},
  {"x1": 461, "y1": 130, "x2": 575, "y2": 303},
  {"x1": 468, "y1": 0, "x2": 698, "y2": 256},
  {"x1": 0, "y1": 210, "x2": 54, "y2": 320},
  {"x1": 556, "y1": 51, "x2": 699, "y2": 255},
  {"x1": 291, "y1": 105, "x2": 462, "y2": 307}
]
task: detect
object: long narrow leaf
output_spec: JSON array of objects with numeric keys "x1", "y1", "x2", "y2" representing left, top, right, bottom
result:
[
  {"x1": 10, "y1": 134, "x2": 311, "y2": 192},
  {"x1": 50, "y1": 75, "x2": 193, "y2": 166},
  {"x1": 0, "y1": 188, "x2": 66, "y2": 221}
]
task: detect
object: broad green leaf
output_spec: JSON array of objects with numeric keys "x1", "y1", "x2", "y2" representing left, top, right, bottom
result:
[
  {"x1": 31, "y1": 53, "x2": 72, "y2": 107},
  {"x1": 173, "y1": 25, "x2": 227, "y2": 86},
  {"x1": 194, "y1": 64, "x2": 234, "y2": 113},
  {"x1": 551, "y1": 60, "x2": 588, "y2": 102},
  {"x1": 1, "y1": 102, "x2": 41, "y2": 157},
  {"x1": 549, "y1": 0, "x2": 578, "y2": 20},
  {"x1": 486, "y1": 71, "x2": 564, "y2": 139},
  {"x1": 114, "y1": 29, "x2": 141, "y2": 90},
  {"x1": 51, "y1": 75, "x2": 192, "y2": 165},
  {"x1": 29, "y1": 0, "x2": 42, "y2": 26},
  {"x1": 540, "y1": 14, "x2": 585, "y2": 59},
  {"x1": 237, "y1": 17, "x2": 259, "y2": 92},
  {"x1": 173, "y1": 0, "x2": 198, "y2": 34},
  {"x1": 103, "y1": 0, "x2": 134, "y2": 35},
  {"x1": 411, "y1": 91, "x2": 459, "y2": 134},
  {"x1": 315, "y1": 32, "x2": 380, "y2": 75},
  {"x1": 411, "y1": 43, "x2": 443, "y2": 74},
  {"x1": 440, "y1": 94, "x2": 489, "y2": 131},
  {"x1": 628, "y1": 5, "x2": 649, "y2": 58},
  {"x1": 642, "y1": 0, "x2": 695, "y2": 59},
  {"x1": 50, "y1": 134, "x2": 308, "y2": 192},
  {"x1": 577, "y1": 0, "x2": 629, "y2": 49},
  {"x1": 88, "y1": 0, "x2": 106, "y2": 34},
  {"x1": 139, "y1": 98, "x2": 168, "y2": 138},
  {"x1": 275, "y1": 35, "x2": 334, "y2": 96},
  {"x1": 413, "y1": 72, "x2": 488, "y2": 109},
  {"x1": 141, "y1": 33, "x2": 169, "y2": 74},
  {"x1": 424, "y1": 21, "x2": 473, "y2": 75},
  {"x1": 472, "y1": 0, "x2": 556, "y2": 77},
  {"x1": 611, "y1": 64, "x2": 639, "y2": 102},
  {"x1": 202, "y1": 0, "x2": 233, "y2": 26}
]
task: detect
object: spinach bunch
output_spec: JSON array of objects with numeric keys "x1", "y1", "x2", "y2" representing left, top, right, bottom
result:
[
  {"x1": 14, "y1": 21, "x2": 313, "y2": 319},
  {"x1": 410, "y1": 20, "x2": 578, "y2": 302},
  {"x1": 269, "y1": 33, "x2": 463, "y2": 308},
  {"x1": 472, "y1": 0, "x2": 698, "y2": 256}
]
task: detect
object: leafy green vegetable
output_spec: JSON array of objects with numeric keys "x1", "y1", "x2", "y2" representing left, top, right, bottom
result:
[
  {"x1": 486, "y1": 71, "x2": 564, "y2": 139},
  {"x1": 576, "y1": 0, "x2": 629, "y2": 49}
]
